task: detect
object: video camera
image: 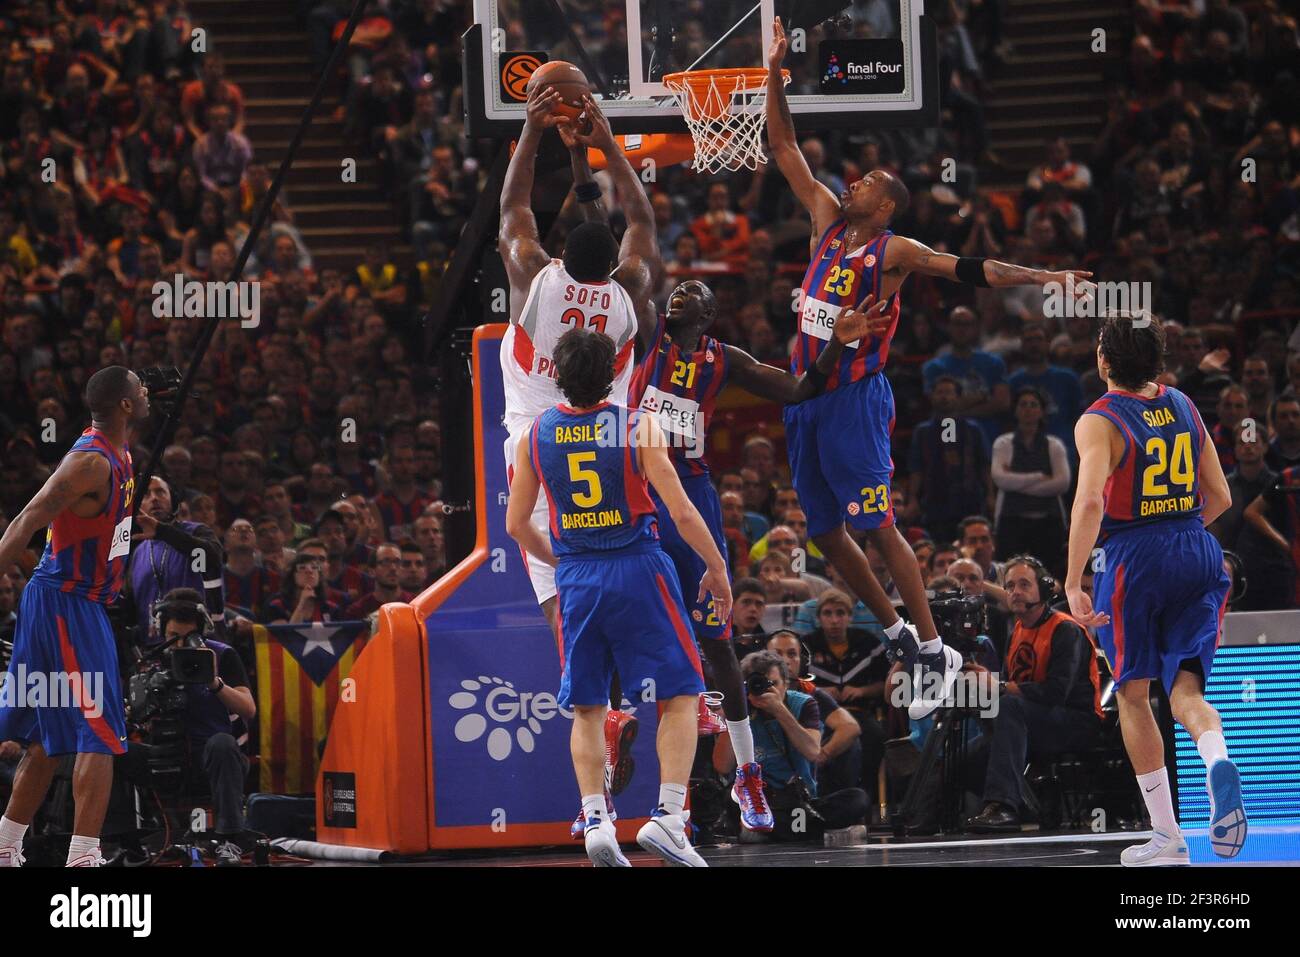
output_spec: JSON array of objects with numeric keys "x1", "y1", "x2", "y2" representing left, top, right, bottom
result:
[
  {"x1": 124, "y1": 598, "x2": 219, "y2": 793},
  {"x1": 927, "y1": 589, "x2": 987, "y2": 662},
  {"x1": 135, "y1": 366, "x2": 190, "y2": 415}
]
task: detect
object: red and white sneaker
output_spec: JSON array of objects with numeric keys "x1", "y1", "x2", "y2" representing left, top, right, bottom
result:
[
  {"x1": 697, "y1": 692, "x2": 728, "y2": 736},
  {"x1": 67, "y1": 848, "x2": 106, "y2": 867},
  {"x1": 570, "y1": 790, "x2": 617, "y2": 839},
  {"x1": 0, "y1": 845, "x2": 25, "y2": 868},
  {"x1": 732, "y1": 762, "x2": 774, "y2": 832},
  {"x1": 604, "y1": 709, "x2": 638, "y2": 796}
]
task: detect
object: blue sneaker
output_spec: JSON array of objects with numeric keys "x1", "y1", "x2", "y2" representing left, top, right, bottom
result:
[
  {"x1": 907, "y1": 645, "x2": 963, "y2": 721},
  {"x1": 731, "y1": 762, "x2": 774, "y2": 832},
  {"x1": 884, "y1": 621, "x2": 920, "y2": 667},
  {"x1": 1207, "y1": 759, "x2": 1247, "y2": 858}
]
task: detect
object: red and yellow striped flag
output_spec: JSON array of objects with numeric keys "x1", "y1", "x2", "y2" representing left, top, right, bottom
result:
[{"x1": 253, "y1": 621, "x2": 369, "y2": 794}]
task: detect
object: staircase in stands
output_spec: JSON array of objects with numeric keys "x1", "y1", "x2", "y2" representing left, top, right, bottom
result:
[
  {"x1": 186, "y1": 0, "x2": 405, "y2": 273},
  {"x1": 980, "y1": 0, "x2": 1129, "y2": 191}
]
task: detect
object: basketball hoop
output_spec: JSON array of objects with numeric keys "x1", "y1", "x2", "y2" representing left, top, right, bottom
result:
[{"x1": 662, "y1": 68, "x2": 790, "y2": 174}]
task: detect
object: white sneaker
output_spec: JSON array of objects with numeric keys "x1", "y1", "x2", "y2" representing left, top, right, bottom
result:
[
  {"x1": 584, "y1": 821, "x2": 630, "y2": 867},
  {"x1": 636, "y1": 813, "x2": 708, "y2": 867},
  {"x1": 907, "y1": 645, "x2": 964, "y2": 721},
  {"x1": 67, "y1": 849, "x2": 106, "y2": 867},
  {"x1": 0, "y1": 845, "x2": 24, "y2": 868},
  {"x1": 1120, "y1": 830, "x2": 1190, "y2": 867}
]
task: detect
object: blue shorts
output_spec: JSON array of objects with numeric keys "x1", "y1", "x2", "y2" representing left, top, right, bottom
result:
[
  {"x1": 784, "y1": 372, "x2": 896, "y2": 538},
  {"x1": 0, "y1": 581, "x2": 127, "y2": 757},
  {"x1": 555, "y1": 546, "x2": 705, "y2": 709},
  {"x1": 1093, "y1": 519, "x2": 1230, "y2": 690},
  {"x1": 651, "y1": 473, "x2": 731, "y2": 641}
]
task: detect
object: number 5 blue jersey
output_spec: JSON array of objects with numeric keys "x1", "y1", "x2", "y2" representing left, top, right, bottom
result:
[
  {"x1": 1083, "y1": 384, "x2": 1208, "y2": 536},
  {"x1": 529, "y1": 403, "x2": 660, "y2": 558}
]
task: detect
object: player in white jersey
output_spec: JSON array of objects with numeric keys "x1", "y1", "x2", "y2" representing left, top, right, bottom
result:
[
  {"x1": 498, "y1": 88, "x2": 662, "y2": 812},
  {"x1": 499, "y1": 87, "x2": 660, "y2": 621}
]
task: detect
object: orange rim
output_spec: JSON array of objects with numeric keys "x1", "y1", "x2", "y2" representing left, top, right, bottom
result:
[{"x1": 663, "y1": 68, "x2": 789, "y2": 121}]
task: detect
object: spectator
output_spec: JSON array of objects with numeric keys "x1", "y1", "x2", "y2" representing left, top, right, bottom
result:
[
  {"x1": 1210, "y1": 425, "x2": 1275, "y2": 552},
  {"x1": 957, "y1": 515, "x2": 1001, "y2": 581},
  {"x1": 1265, "y1": 395, "x2": 1300, "y2": 471},
  {"x1": 966, "y1": 559, "x2": 1103, "y2": 832},
  {"x1": 758, "y1": 551, "x2": 812, "y2": 605},
  {"x1": 254, "y1": 513, "x2": 295, "y2": 575},
  {"x1": 180, "y1": 52, "x2": 245, "y2": 140},
  {"x1": 923, "y1": 306, "x2": 1011, "y2": 444},
  {"x1": 1211, "y1": 384, "x2": 1249, "y2": 472},
  {"x1": 343, "y1": 542, "x2": 413, "y2": 618},
  {"x1": 1241, "y1": 467, "x2": 1300, "y2": 611},
  {"x1": 267, "y1": 552, "x2": 341, "y2": 624},
  {"x1": 314, "y1": 508, "x2": 373, "y2": 606},
  {"x1": 719, "y1": 490, "x2": 751, "y2": 578},
  {"x1": 730, "y1": 578, "x2": 771, "y2": 659},
  {"x1": 908, "y1": 375, "x2": 992, "y2": 545},
  {"x1": 191, "y1": 104, "x2": 253, "y2": 196},
  {"x1": 1241, "y1": 354, "x2": 1276, "y2": 425},
  {"x1": 1008, "y1": 321, "x2": 1084, "y2": 458},
  {"x1": 766, "y1": 630, "x2": 864, "y2": 796},
  {"x1": 714, "y1": 651, "x2": 868, "y2": 839},
  {"x1": 412, "y1": 513, "x2": 446, "y2": 581},
  {"x1": 990, "y1": 387, "x2": 1072, "y2": 568},
  {"x1": 690, "y1": 183, "x2": 751, "y2": 264},
  {"x1": 398, "y1": 540, "x2": 430, "y2": 594},
  {"x1": 222, "y1": 518, "x2": 279, "y2": 619}
]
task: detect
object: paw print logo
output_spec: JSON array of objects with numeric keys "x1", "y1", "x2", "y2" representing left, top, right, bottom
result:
[
  {"x1": 448, "y1": 676, "x2": 542, "y2": 762},
  {"x1": 846, "y1": 501, "x2": 861, "y2": 516}
]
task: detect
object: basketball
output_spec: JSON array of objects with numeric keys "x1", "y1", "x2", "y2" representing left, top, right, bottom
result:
[{"x1": 524, "y1": 59, "x2": 590, "y2": 122}]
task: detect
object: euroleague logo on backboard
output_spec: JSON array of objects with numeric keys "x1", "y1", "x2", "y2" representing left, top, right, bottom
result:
[{"x1": 500, "y1": 52, "x2": 546, "y2": 102}]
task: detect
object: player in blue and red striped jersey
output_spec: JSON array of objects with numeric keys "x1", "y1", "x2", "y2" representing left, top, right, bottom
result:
[
  {"x1": 1066, "y1": 315, "x2": 1244, "y2": 866},
  {"x1": 0, "y1": 366, "x2": 151, "y2": 868},
  {"x1": 627, "y1": 279, "x2": 876, "y2": 833},
  {"x1": 766, "y1": 17, "x2": 1092, "y2": 718},
  {"x1": 508, "y1": 328, "x2": 732, "y2": 867}
]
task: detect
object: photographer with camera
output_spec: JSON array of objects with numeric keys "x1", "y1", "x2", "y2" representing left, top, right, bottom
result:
[
  {"x1": 966, "y1": 557, "x2": 1102, "y2": 832},
  {"x1": 141, "y1": 587, "x2": 256, "y2": 865},
  {"x1": 713, "y1": 651, "x2": 868, "y2": 840},
  {"x1": 127, "y1": 476, "x2": 225, "y2": 647}
]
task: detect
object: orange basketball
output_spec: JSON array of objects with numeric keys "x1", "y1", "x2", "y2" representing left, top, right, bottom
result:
[{"x1": 524, "y1": 60, "x2": 590, "y2": 122}]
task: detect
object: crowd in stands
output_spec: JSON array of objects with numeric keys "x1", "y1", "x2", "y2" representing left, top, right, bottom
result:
[{"x1": 1, "y1": 1, "x2": 450, "y2": 635}]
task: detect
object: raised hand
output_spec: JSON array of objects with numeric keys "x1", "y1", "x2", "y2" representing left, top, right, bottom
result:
[
  {"x1": 834, "y1": 294, "x2": 892, "y2": 344},
  {"x1": 524, "y1": 85, "x2": 562, "y2": 131},
  {"x1": 768, "y1": 16, "x2": 788, "y2": 71}
]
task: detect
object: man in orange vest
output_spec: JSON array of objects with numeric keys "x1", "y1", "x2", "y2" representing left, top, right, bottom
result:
[{"x1": 967, "y1": 556, "x2": 1103, "y2": 832}]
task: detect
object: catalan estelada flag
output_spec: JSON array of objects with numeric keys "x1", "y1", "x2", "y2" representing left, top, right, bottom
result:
[{"x1": 253, "y1": 621, "x2": 370, "y2": 794}]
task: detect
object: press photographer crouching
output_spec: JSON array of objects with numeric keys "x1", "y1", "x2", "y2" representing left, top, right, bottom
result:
[
  {"x1": 132, "y1": 588, "x2": 256, "y2": 864},
  {"x1": 714, "y1": 651, "x2": 868, "y2": 840},
  {"x1": 965, "y1": 557, "x2": 1102, "y2": 832}
]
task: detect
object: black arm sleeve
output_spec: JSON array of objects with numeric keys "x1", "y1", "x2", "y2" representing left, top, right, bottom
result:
[
  {"x1": 218, "y1": 646, "x2": 250, "y2": 690},
  {"x1": 1017, "y1": 621, "x2": 1091, "y2": 710},
  {"x1": 153, "y1": 522, "x2": 226, "y2": 616}
]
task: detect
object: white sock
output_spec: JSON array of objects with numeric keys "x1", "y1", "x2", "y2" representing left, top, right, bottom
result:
[
  {"x1": 917, "y1": 638, "x2": 942, "y2": 656},
  {"x1": 883, "y1": 619, "x2": 907, "y2": 641},
  {"x1": 0, "y1": 815, "x2": 28, "y2": 849},
  {"x1": 1196, "y1": 730, "x2": 1228, "y2": 768},
  {"x1": 727, "y1": 718, "x2": 755, "y2": 766},
  {"x1": 66, "y1": 835, "x2": 100, "y2": 865},
  {"x1": 658, "y1": 783, "x2": 687, "y2": 817},
  {"x1": 1135, "y1": 768, "x2": 1180, "y2": 841},
  {"x1": 580, "y1": 793, "x2": 607, "y2": 825}
]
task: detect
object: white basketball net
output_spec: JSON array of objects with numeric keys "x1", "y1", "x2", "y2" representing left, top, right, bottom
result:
[{"x1": 663, "y1": 71, "x2": 789, "y2": 175}]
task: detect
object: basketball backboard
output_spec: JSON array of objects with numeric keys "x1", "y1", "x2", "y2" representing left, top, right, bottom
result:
[{"x1": 465, "y1": 0, "x2": 937, "y2": 138}]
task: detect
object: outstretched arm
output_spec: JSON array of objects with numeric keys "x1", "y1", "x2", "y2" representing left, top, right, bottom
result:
[
  {"x1": 727, "y1": 294, "x2": 891, "y2": 403},
  {"x1": 765, "y1": 17, "x2": 841, "y2": 244},
  {"x1": 557, "y1": 120, "x2": 608, "y2": 225},
  {"x1": 498, "y1": 87, "x2": 562, "y2": 298},
  {"x1": 886, "y1": 235, "x2": 1094, "y2": 292}
]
